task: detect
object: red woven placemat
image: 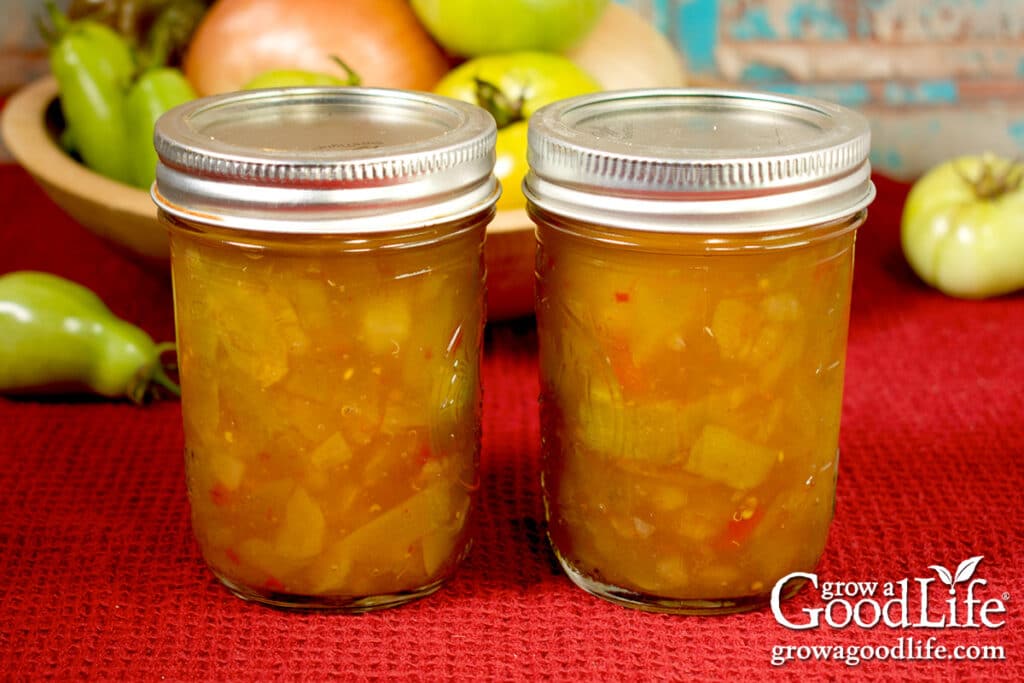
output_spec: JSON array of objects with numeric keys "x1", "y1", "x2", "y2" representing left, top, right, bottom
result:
[{"x1": 0, "y1": 165, "x2": 1021, "y2": 680}]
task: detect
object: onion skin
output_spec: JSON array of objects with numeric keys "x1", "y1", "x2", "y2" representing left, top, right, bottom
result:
[
  {"x1": 567, "y1": 3, "x2": 687, "y2": 90},
  {"x1": 183, "y1": 0, "x2": 451, "y2": 95}
]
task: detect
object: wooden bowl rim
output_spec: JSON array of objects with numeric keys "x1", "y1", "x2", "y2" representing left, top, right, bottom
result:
[
  {"x1": 1, "y1": 75, "x2": 533, "y2": 235},
  {"x1": 2, "y1": 76, "x2": 157, "y2": 220}
]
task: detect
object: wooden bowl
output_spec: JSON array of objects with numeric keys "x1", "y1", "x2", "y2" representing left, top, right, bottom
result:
[{"x1": 1, "y1": 76, "x2": 536, "y2": 320}]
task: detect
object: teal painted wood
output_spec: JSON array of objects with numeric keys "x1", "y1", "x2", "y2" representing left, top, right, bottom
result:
[{"x1": 617, "y1": 0, "x2": 1024, "y2": 178}]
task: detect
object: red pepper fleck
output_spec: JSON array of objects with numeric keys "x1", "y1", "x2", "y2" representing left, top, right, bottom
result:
[
  {"x1": 604, "y1": 334, "x2": 647, "y2": 396},
  {"x1": 714, "y1": 505, "x2": 766, "y2": 551},
  {"x1": 417, "y1": 443, "x2": 433, "y2": 465},
  {"x1": 209, "y1": 483, "x2": 231, "y2": 507},
  {"x1": 423, "y1": 348, "x2": 433, "y2": 360},
  {"x1": 263, "y1": 577, "x2": 285, "y2": 592},
  {"x1": 225, "y1": 548, "x2": 240, "y2": 565},
  {"x1": 614, "y1": 291, "x2": 631, "y2": 303}
]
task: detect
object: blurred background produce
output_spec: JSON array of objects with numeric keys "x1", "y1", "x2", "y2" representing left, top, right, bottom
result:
[
  {"x1": 1, "y1": 0, "x2": 1021, "y2": 302},
  {"x1": 0, "y1": 270, "x2": 179, "y2": 403},
  {"x1": 4, "y1": 0, "x2": 687, "y2": 191},
  {"x1": 3, "y1": 0, "x2": 673, "y2": 168},
  {"x1": 183, "y1": 0, "x2": 449, "y2": 95},
  {"x1": 566, "y1": 2, "x2": 686, "y2": 90},
  {"x1": 409, "y1": 0, "x2": 608, "y2": 56},
  {"x1": 901, "y1": 154, "x2": 1024, "y2": 299},
  {"x1": 63, "y1": 0, "x2": 210, "y2": 70},
  {"x1": 4, "y1": 0, "x2": 1022, "y2": 176},
  {"x1": 38, "y1": 1, "x2": 197, "y2": 189},
  {"x1": 434, "y1": 51, "x2": 602, "y2": 210}
]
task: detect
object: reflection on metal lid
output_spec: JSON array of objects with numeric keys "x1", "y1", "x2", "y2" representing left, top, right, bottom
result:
[
  {"x1": 152, "y1": 87, "x2": 498, "y2": 234},
  {"x1": 525, "y1": 89, "x2": 875, "y2": 232}
]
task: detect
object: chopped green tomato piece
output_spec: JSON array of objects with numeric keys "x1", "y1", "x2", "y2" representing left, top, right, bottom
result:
[
  {"x1": 361, "y1": 297, "x2": 412, "y2": 355},
  {"x1": 710, "y1": 298, "x2": 756, "y2": 360},
  {"x1": 685, "y1": 424, "x2": 779, "y2": 490},
  {"x1": 309, "y1": 432, "x2": 353, "y2": 470},
  {"x1": 761, "y1": 293, "x2": 801, "y2": 322},
  {"x1": 431, "y1": 355, "x2": 479, "y2": 455},
  {"x1": 209, "y1": 286, "x2": 308, "y2": 387},
  {"x1": 274, "y1": 486, "x2": 326, "y2": 561},
  {"x1": 576, "y1": 385, "x2": 687, "y2": 464},
  {"x1": 307, "y1": 483, "x2": 456, "y2": 593},
  {"x1": 649, "y1": 483, "x2": 686, "y2": 512},
  {"x1": 209, "y1": 452, "x2": 246, "y2": 490},
  {"x1": 421, "y1": 494, "x2": 470, "y2": 576},
  {"x1": 709, "y1": 295, "x2": 804, "y2": 387},
  {"x1": 676, "y1": 509, "x2": 726, "y2": 543},
  {"x1": 236, "y1": 537, "x2": 309, "y2": 582}
]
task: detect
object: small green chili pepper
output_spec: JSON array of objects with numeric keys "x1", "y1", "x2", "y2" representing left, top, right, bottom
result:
[
  {"x1": 44, "y1": 1, "x2": 135, "y2": 183},
  {"x1": 0, "y1": 271, "x2": 179, "y2": 404},
  {"x1": 43, "y1": 3, "x2": 136, "y2": 81},
  {"x1": 126, "y1": 67, "x2": 196, "y2": 189}
]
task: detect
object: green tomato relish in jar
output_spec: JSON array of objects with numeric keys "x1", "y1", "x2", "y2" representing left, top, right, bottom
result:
[
  {"x1": 525, "y1": 89, "x2": 875, "y2": 614},
  {"x1": 152, "y1": 87, "x2": 498, "y2": 611}
]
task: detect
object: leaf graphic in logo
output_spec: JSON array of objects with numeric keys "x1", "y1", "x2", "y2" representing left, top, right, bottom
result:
[
  {"x1": 954, "y1": 555, "x2": 984, "y2": 584},
  {"x1": 930, "y1": 556, "x2": 984, "y2": 595},
  {"x1": 929, "y1": 564, "x2": 954, "y2": 587}
]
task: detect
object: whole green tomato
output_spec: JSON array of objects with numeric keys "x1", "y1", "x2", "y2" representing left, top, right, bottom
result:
[
  {"x1": 901, "y1": 154, "x2": 1024, "y2": 299},
  {"x1": 243, "y1": 59, "x2": 361, "y2": 89},
  {"x1": 243, "y1": 70, "x2": 350, "y2": 89},
  {"x1": 411, "y1": 0, "x2": 608, "y2": 57},
  {"x1": 492, "y1": 121, "x2": 529, "y2": 213},
  {"x1": 434, "y1": 52, "x2": 600, "y2": 211}
]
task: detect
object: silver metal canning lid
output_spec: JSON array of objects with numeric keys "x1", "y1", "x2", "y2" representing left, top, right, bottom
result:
[
  {"x1": 152, "y1": 87, "x2": 499, "y2": 234},
  {"x1": 524, "y1": 89, "x2": 876, "y2": 232}
]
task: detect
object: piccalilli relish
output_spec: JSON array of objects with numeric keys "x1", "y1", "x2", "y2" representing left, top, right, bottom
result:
[
  {"x1": 535, "y1": 213, "x2": 861, "y2": 612},
  {"x1": 170, "y1": 220, "x2": 485, "y2": 608}
]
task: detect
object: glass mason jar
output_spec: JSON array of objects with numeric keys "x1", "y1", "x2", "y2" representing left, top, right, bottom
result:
[
  {"x1": 525, "y1": 90, "x2": 875, "y2": 614},
  {"x1": 152, "y1": 88, "x2": 498, "y2": 611}
]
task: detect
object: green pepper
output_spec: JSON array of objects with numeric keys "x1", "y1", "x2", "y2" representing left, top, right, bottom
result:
[
  {"x1": 0, "y1": 271, "x2": 179, "y2": 404},
  {"x1": 126, "y1": 67, "x2": 196, "y2": 189},
  {"x1": 44, "y1": 2, "x2": 135, "y2": 183},
  {"x1": 44, "y1": 3, "x2": 136, "y2": 81}
]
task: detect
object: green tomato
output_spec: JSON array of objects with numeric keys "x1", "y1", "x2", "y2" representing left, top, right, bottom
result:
[
  {"x1": 411, "y1": 0, "x2": 608, "y2": 57},
  {"x1": 243, "y1": 59, "x2": 361, "y2": 89},
  {"x1": 493, "y1": 120, "x2": 529, "y2": 212},
  {"x1": 244, "y1": 70, "x2": 350, "y2": 89},
  {"x1": 434, "y1": 52, "x2": 600, "y2": 210},
  {"x1": 901, "y1": 154, "x2": 1024, "y2": 299}
]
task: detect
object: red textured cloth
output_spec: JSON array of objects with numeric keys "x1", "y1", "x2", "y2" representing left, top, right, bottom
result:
[{"x1": 0, "y1": 163, "x2": 1021, "y2": 681}]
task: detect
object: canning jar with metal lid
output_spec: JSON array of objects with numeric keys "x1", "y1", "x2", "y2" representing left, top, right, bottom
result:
[
  {"x1": 152, "y1": 87, "x2": 498, "y2": 611},
  {"x1": 526, "y1": 89, "x2": 875, "y2": 614}
]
